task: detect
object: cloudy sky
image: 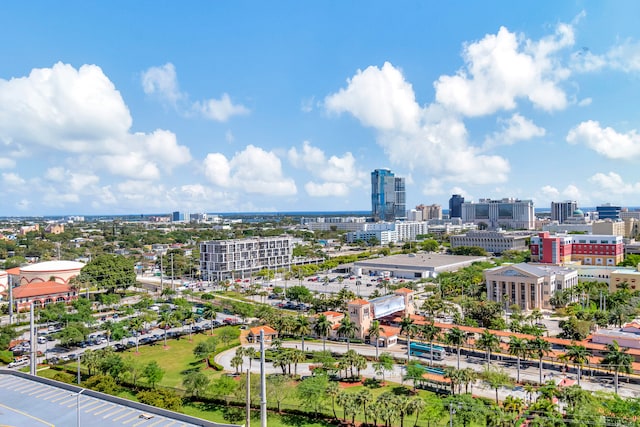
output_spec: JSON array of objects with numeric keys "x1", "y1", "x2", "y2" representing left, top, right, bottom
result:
[{"x1": 1, "y1": 1, "x2": 640, "y2": 216}]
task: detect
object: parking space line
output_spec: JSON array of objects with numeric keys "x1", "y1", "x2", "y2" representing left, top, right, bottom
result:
[
  {"x1": 42, "y1": 390, "x2": 66, "y2": 400},
  {"x1": 103, "y1": 406, "x2": 126, "y2": 419},
  {"x1": 93, "y1": 403, "x2": 116, "y2": 415},
  {"x1": 0, "y1": 377, "x2": 21, "y2": 387},
  {"x1": 148, "y1": 418, "x2": 166, "y2": 427},
  {"x1": 66, "y1": 396, "x2": 87, "y2": 408},
  {"x1": 28, "y1": 384, "x2": 49, "y2": 395},
  {"x1": 0, "y1": 402, "x2": 54, "y2": 427},
  {"x1": 84, "y1": 401, "x2": 108, "y2": 412},
  {"x1": 113, "y1": 409, "x2": 135, "y2": 421},
  {"x1": 55, "y1": 394, "x2": 77, "y2": 405},
  {"x1": 36, "y1": 388, "x2": 60, "y2": 399},
  {"x1": 122, "y1": 413, "x2": 143, "y2": 424},
  {"x1": 13, "y1": 383, "x2": 34, "y2": 392},
  {"x1": 79, "y1": 399, "x2": 102, "y2": 410}
]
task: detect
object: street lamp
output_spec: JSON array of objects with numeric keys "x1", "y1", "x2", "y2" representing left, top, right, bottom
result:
[{"x1": 77, "y1": 388, "x2": 85, "y2": 427}]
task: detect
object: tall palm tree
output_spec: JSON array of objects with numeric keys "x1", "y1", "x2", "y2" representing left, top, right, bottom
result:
[
  {"x1": 158, "y1": 310, "x2": 177, "y2": 348},
  {"x1": 477, "y1": 329, "x2": 500, "y2": 365},
  {"x1": 337, "y1": 314, "x2": 357, "y2": 351},
  {"x1": 507, "y1": 336, "x2": 528, "y2": 383},
  {"x1": 202, "y1": 303, "x2": 217, "y2": 335},
  {"x1": 445, "y1": 327, "x2": 467, "y2": 370},
  {"x1": 400, "y1": 316, "x2": 419, "y2": 361},
  {"x1": 600, "y1": 340, "x2": 633, "y2": 394},
  {"x1": 294, "y1": 315, "x2": 311, "y2": 352},
  {"x1": 325, "y1": 381, "x2": 340, "y2": 420},
  {"x1": 355, "y1": 388, "x2": 373, "y2": 427},
  {"x1": 528, "y1": 336, "x2": 551, "y2": 384},
  {"x1": 421, "y1": 323, "x2": 441, "y2": 366},
  {"x1": 314, "y1": 314, "x2": 331, "y2": 351},
  {"x1": 561, "y1": 343, "x2": 590, "y2": 386},
  {"x1": 128, "y1": 316, "x2": 144, "y2": 353},
  {"x1": 367, "y1": 320, "x2": 384, "y2": 360}
]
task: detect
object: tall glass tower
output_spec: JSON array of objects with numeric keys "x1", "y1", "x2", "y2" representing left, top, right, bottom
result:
[
  {"x1": 449, "y1": 194, "x2": 464, "y2": 218},
  {"x1": 371, "y1": 169, "x2": 406, "y2": 221}
]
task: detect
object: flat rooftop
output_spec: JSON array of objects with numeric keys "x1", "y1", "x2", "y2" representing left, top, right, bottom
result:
[
  {"x1": 0, "y1": 370, "x2": 237, "y2": 427},
  {"x1": 354, "y1": 253, "x2": 488, "y2": 270}
]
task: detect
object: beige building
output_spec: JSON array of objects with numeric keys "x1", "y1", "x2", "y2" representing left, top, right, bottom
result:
[
  {"x1": 484, "y1": 263, "x2": 578, "y2": 311},
  {"x1": 416, "y1": 204, "x2": 442, "y2": 220},
  {"x1": 610, "y1": 268, "x2": 640, "y2": 292},
  {"x1": 592, "y1": 219, "x2": 625, "y2": 236},
  {"x1": 450, "y1": 230, "x2": 531, "y2": 254}
]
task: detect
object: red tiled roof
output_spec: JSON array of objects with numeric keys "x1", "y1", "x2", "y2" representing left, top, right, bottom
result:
[
  {"x1": 348, "y1": 298, "x2": 369, "y2": 306},
  {"x1": 6, "y1": 267, "x2": 20, "y2": 275},
  {"x1": 394, "y1": 287, "x2": 413, "y2": 294},
  {"x1": 10, "y1": 281, "x2": 71, "y2": 299},
  {"x1": 379, "y1": 326, "x2": 400, "y2": 337},
  {"x1": 248, "y1": 325, "x2": 277, "y2": 336},
  {"x1": 322, "y1": 311, "x2": 343, "y2": 318}
]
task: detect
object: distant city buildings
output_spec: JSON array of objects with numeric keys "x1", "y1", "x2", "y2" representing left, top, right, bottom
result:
[
  {"x1": 450, "y1": 230, "x2": 531, "y2": 254},
  {"x1": 416, "y1": 204, "x2": 442, "y2": 220},
  {"x1": 449, "y1": 194, "x2": 464, "y2": 219},
  {"x1": 551, "y1": 200, "x2": 578, "y2": 224},
  {"x1": 597, "y1": 203, "x2": 621, "y2": 220},
  {"x1": 199, "y1": 236, "x2": 293, "y2": 282},
  {"x1": 461, "y1": 198, "x2": 535, "y2": 230},
  {"x1": 371, "y1": 169, "x2": 406, "y2": 222}
]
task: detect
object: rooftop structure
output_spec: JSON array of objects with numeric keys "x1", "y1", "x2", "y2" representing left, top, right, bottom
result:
[
  {"x1": 352, "y1": 253, "x2": 488, "y2": 279},
  {"x1": 461, "y1": 197, "x2": 535, "y2": 230},
  {"x1": 449, "y1": 230, "x2": 531, "y2": 254}
]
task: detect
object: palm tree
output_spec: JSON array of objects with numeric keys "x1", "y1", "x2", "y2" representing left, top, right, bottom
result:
[
  {"x1": 443, "y1": 366, "x2": 462, "y2": 395},
  {"x1": 409, "y1": 396, "x2": 426, "y2": 427},
  {"x1": 337, "y1": 314, "x2": 357, "y2": 351},
  {"x1": 445, "y1": 327, "x2": 467, "y2": 369},
  {"x1": 477, "y1": 329, "x2": 500, "y2": 365},
  {"x1": 314, "y1": 314, "x2": 331, "y2": 351},
  {"x1": 600, "y1": 340, "x2": 633, "y2": 394},
  {"x1": 528, "y1": 336, "x2": 551, "y2": 384},
  {"x1": 420, "y1": 323, "x2": 440, "y2": 366},
  {"x1": 128, "y1": 316, "x2": 144, "y2": 353},
  {"x1": 400, "y1": 316, "x2": 419, "y2": 361},
  {"x1": 158, "y1": 310, "x2": 177, "y2": 348},
  {"x1": 507, "y1": 336, "x2": 527, "y2": 383},
  {"x1": 503, "y1": 395, "x2": 525, "y2": 416},
  {"x1": 325, "y1": 381, "x2": 340, "y2": 420},
  {"x1": 202, "y1": 303, "x2": 217, "y2": 335},
  {"x1": 294, "y1": 315, "x2": 311, "y2": 352},
  {"x1": 368, "y1": 320, "x2": 384, "y2": 360},
  {"x1": 355, "y1": 388, "x2": 373, "y2": 427},
  {"x1": 561, "y1": 343, "x2": 590, "y2": 386}
]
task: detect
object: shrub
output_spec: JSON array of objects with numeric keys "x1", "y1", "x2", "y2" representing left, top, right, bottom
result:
[{"x1": 136, "y1": 388, "x2": 182, "y2": 411}]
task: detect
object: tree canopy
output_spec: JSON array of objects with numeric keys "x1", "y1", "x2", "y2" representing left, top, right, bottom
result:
[{"x1": 77, "y1": 254, "x2": 136, "y2": 292}]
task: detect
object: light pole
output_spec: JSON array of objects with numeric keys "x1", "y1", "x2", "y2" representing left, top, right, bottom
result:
[{"x1": 77, "y1": 388, "x2": 85, "y2": 427}]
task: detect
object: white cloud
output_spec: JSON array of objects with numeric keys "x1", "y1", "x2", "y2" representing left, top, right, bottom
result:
[
  {"x1": 589, "y1": 172, "x2": 640, "y2": 195},
  {"x1": 301, "y1": 96, "x2": 315, "y2": 113},
  {"x1": 0, "y1": 158, "x2": 15, "y2": 169},
  {"x1": 203, "y1": 145, "x2": 296, "y2": 196},
  {"x1": 2, "y1": 172, "x2": 26, "y2": 188},
  {"x1": 288, "y1": 141, "x2": 366, "y2": 197},
  {"x1": 567, "y1": 120, "x2": 640, "y2": 159},
  {"x1": 483, "y1": 113, "x2": 545, "y2": 149},
  {"x1": 325, "y1": 62, "x2": 420, "y2": 132},
  {"x1": 577, "y1": 97, "x2": 592, "y2": 107},
  {"x1": 225, "y1": 130, "x2": 235, "y2": 143},
  {"x1": 324, "y1": 62, "x2": 511, "y2": 189},
  {"x1": 141, "y1": 63, "x2": 182, "y2": 105},
  {"x1": 193, "y1": 93, "x2": 250, "y2": 122},
  {"x1": 573, "y1": 40, "x2": 640, "y2": 73},
  {"x1": 142, "y1": 63, "x2": 249, "y2": 122},
  {"x1": 540, "y1": 185, "x2": 560, "y2": 200},
  {"x1": 0, "y1": 62, "x2": 192, "y2": 182},
  {"x1": 434, "y1": 24, "x2": 573, "y2": 116},
  {"x1": 304, "y1": 182, "x2": 349, "y2": 197}
]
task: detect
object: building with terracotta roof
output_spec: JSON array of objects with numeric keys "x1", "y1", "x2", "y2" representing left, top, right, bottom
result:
[
  {"x1": 0, "y1": 270, "x2": 7, "y2": 295},
  {"x1": 247, "y1": 325, "x2": 278, "y2": 343},
  {"x1": 6, "y1": 281, "x2": 78, "y2": 312},
  {"x1": 16, "y1": 260, "x2": 85, "y2": 285}
]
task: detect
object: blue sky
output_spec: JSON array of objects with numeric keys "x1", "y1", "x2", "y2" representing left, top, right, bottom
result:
[{"x1": 1, "y1": 1, "x2": 640, "y2": 216}]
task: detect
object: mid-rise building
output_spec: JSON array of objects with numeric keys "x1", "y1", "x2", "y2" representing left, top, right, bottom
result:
[
  {"x1": 199, "y1": 236, "x2": 292, "y2": 282},
  {"x1": 450, "y1": 230, "x2": 531, "y2": 254},
  {"x1": 461, "y1": 198, "x2": 535, "y2": 230},
  {"x1": 597, "y1": 203, "x2": 621, "y2": 220},
  {"x1": 371, "y1": 168, "x2": 406, "y2": 222},
  {"x1": 551, "y1": 201, "x2": 578, "y2": 224},
  {"x1": 530, "y1": 232, "x2": 624, "y2": 266},
  {"x1": 416, "y1": 204, "x2": 442, "y2": 220},
  {"x1": 592, "y1": 219, "x2": 626, "y2": 236},
  {"x1": 485, "y1": 263, "x2": 578, "y2": 311},
  {"x1": 449, "y1": 194, "x2": 464, "y2": 219}
]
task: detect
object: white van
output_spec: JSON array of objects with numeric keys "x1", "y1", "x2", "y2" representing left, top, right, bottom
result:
[
  {"x1": 8, "y1": 357, "x2": 29, "y2": 368},
  {"x1": 37, "y1": 336, "x2": 47, "y2": 344}
]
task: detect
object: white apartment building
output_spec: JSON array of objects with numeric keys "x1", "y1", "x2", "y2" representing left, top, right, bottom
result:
[
  {"x1": 462, "y1": 198, "x2": 535, "y2": 230},
  {"x1": 200, "y1": 236, "x2": 292, "y2": 282},
  {"x1": 300, "y1": 216, "x2": 368, "y2": 232}
]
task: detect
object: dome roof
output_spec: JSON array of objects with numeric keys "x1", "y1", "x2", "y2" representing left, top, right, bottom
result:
[
  {"x1": 21, "y1": 260, "x2": 85, "y2": 272},
  {"x1": 572, "y1": 208, "x2": 584, "y2": 216}
]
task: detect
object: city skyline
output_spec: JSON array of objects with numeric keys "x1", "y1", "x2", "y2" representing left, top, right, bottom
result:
[{"x1": 1, "y1": 2, "x2": 640, "y2": 216}]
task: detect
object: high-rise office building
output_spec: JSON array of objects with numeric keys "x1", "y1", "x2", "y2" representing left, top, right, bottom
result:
[
  {"x1": 371, "y1": 169, "x2": 406, "y2": 221},
  {"x1": 449, "y1": 194, "x2": 464, "y2": 219},
  {"x1": 551, "y1": 200, "x2": 577, "y2": 223},
  {"x1": 461, "y1": 198, "x2": 535, "y2": 230},
  {"x1": 416, "y1": 204, "x2": 442, "y2": 220}
]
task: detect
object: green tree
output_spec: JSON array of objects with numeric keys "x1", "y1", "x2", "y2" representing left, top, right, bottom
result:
[
  {"x1": 314, "y1": 314, "x2": 332, "y2": 352},
  {"x1": 297, "y1": 374, "x2": 328, "y2": 417},
  {"x1": 445, "y1": 327, "x2": 467, "y2": 370},
  {"x1": 400, "y1": 316, "x2": 419, "y2": 362},
  {"x1": 477, "y1": 329, "x2": 500, "y2": 365},
  {"x1": 337, "y1": 314, "x2": 358, "y2": 351},
  {"x1": 136, "y1": 388, "x2": 182, "y2": 411},
  {"x1": 421, "y1": 323, "x2": 441, "y2": 366},
  {"x1": 143, "y1": 361, "x2": 164, "y2": 388},
  {"x1": 507, "y1": 336, "x2": 528, "y2": 383},
  {"x1": 325, "y1": 380, "x2": 340, "y2": 420},
  {"x1": 600, "y1": 340, "x2": 633, "y2": 394},
  {"x1": 266, "y1": 373, "x2": 291, "y2": 413},
  {"x1": 561, "y1": 344, "x2": 590, "y2": 386},
  {"x1": 367, "y1": 320, "x2": 384, "y2": 360},
  {"x1": 294, "y1": 315, "x2": 311, "y2": 352},
  {"x1": 482, "y1": 365, "x2": 512, "y2": 404},
  {"x1": 528, "y1": 336, "x2": 551, "y2": 385},
  {"x1": 212, "y1": 375, "x2": 238, "y2": 406},
  {"x1": 405, "y1": 361, "x2": 426, "y2": 392},
  {"x1": 182, "y1": 371, "x2": 210, "y2": 397},
  {"x1": 77, "y1": 254, "x2": 136, "y2": 293},
  {"x1": 372, "y1": 352, "x2": 394, "y2": 383}
]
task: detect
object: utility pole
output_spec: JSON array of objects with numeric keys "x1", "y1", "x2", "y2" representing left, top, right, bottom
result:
[
  {"x1": 260, "y1": 330, "x2": 267, "y2": 427},
  {"x1": 170, "y1": 253, "x2": 175, "y2": 291},
  {"x1": 30, "y1": 303, "x2": 36, "y2": 375},
  {"x1": 160, "y1": 254, "x2": 164, "y2": 294},
  {"x1": 8, "y1": 275, "x2": 13, "y2": 325},
  {"x1": 245, "y1": 369, "x2": 251, "y2": 427}
]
